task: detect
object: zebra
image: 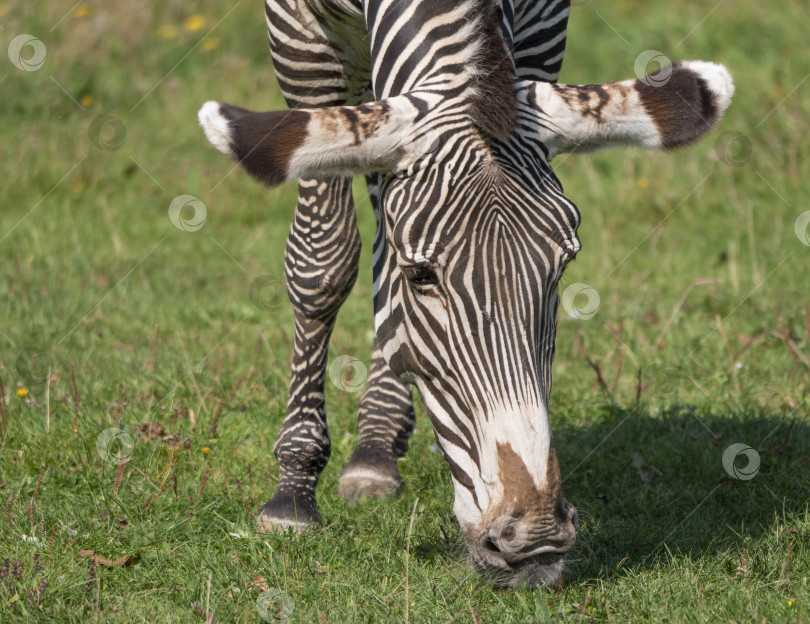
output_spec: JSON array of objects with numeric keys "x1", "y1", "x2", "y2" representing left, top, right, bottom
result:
[{"x1": 198, "y1": 0, "x2": 733, "y2": 587}]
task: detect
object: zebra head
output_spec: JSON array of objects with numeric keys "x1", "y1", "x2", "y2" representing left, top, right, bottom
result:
[
  {"x1": 199, "y1": 48, "x2": 732, "y2": 587},
  {"x1": 374, "y1": 141, "x2": 581, "y2": 587}
]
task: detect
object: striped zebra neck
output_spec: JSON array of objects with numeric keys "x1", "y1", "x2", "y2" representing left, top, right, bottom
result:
[{"x1": 367, "y1": 0, "x2": 518, "y2": 142}]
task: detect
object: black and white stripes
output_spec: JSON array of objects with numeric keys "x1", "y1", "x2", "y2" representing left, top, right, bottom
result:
[{"x1": 198, "y1": 0, "x2": 733, "y2": 587}]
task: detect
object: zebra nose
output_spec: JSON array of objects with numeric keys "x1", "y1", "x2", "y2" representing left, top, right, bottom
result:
[
  {"x1": 481, "y1": 506, "x2": 578, "y2": 566},
  {"x1": 480, "y1": 517, "x2": 536, "y2": 565}
]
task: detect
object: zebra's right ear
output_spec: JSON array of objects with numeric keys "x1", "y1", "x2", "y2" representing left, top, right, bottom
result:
[{"x1": 198, "y1": 97, "x2": 421, "y2": 186}]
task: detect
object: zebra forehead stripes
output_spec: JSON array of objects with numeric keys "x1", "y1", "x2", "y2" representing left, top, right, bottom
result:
[{"x1": 199, "y1": 0, "x2": 733, "y2": 588}]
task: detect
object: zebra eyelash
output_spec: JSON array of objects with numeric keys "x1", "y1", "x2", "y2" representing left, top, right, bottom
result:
[{"x1": 400, "y1": 264, "x2": 441, "y2": 292}]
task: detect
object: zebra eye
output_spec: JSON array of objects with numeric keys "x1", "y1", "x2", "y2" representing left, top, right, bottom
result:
[{"x1": 401, "y1": 264, "x2": 439, "y2": 289}]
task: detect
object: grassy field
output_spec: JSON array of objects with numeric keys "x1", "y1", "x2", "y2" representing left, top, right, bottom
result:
[{"x1": 1, "y1": 0, "x2": 809, "y2": 622}]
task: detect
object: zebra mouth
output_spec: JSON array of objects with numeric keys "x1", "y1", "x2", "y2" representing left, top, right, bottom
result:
[
  {"x1": 473, "y1": 551, "x2": 567, "y2": 588},
  {"x1": 470, "y1": 532, "x2": 569, "y2": 588}
]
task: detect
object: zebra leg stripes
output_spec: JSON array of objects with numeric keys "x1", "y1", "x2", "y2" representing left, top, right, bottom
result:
[
  {"x1": 339, "y1": 174, "x2": 416, "y2": 502},
  {"x1": 258, "y1": 176, "x2": 361, "y2": 530}
]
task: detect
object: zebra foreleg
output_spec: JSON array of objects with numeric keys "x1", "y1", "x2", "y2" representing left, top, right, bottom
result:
[
  {"x1": 339, "y1": 174, "x2": 415, "y2": 503},
  {"x1": 257, "y1": 176, "x2": 360, "y2": 532},
  {"x1": 339, "y1": 345, "x2": 415, "y2": 503}
]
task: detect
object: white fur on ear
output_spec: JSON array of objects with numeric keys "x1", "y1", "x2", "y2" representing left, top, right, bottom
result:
[
  {"x1": 198, "y1": 101, "x2": 234, "y2": 156},
  {"x1": 678, "y1": 61, "x2": 735, "y2": 115}
]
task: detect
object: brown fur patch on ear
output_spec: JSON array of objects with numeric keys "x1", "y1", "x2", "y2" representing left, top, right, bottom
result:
[
  {"x1": 636, "y1": 63, "x2": 719, "y2": 149},
  {"x1": 219, "y1": 104, "x2": 309, "y2": 186},
  {"x1": 469, "y1": 3, "x2": 517, "y2": 142}
]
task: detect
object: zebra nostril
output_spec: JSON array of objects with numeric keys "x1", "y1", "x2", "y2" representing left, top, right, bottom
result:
[
  {"x1": 488, "y1": 515, "x2": 530, "y2": 560},
  {"x1": 479, "y1": 535, "x2": 509, "y2": 566},
  {"x1": 480, "y1": 530, "x2": 524, "y2": 566}
]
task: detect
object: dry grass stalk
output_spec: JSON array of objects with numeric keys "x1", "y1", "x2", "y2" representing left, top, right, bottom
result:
[
  {"x1": 404, "y1": 497, "x2": 419, "y2": 624},
  {"x1": 199, "y1": 465, "x2": 209, "y2": 498},
  {"x1": 70, "y1": 365, "x2": 80, "y2": 434},
  {"x1": 113, "y1": 461, "x2": 126, "y2": 497},
  {"x1": 655, "y1": 279, "x2": 723, "y2": 348},
  {"x1": 234, "y1": 475, "x2": 254, "y2": 520},
  {"x1": 6, "y1": 495, "x2": 15, "y2": 529},
  {"x1": 716, "y1": 315, "x2": 742, "y2": 395},
  {"x1": 221, "y1": 468, "x2": 231, "y2": 496},
  {"x1": 585, "y1": 356, "x2": 613, "y2": 403},
  {"x1": 209, "y1": 370, "x2": 249, "y2": 438},
  {"x1": 45, "y1": 367, "x2": 51, "y2": 434},
  {"x1": 33, "y1": 467, "x2": 48, "y2": 506},
  {"x1": 0, "y1": 373, "x2": 7, "y2": 434},
  {"x1": 634, "y1": 367, "x2": 643, "y2": 405},
  {"x1": 144, "y1": 482, "x2": 171, "y2": 511},
  {"x1": 26, "y1": 500, "x2": 34, "y2": 531}
]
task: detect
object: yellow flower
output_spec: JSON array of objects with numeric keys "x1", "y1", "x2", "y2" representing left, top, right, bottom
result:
[
  {"x1": 80, "y1": 94, "x2": 93, "y2": 107},
  {"x1": 202, "y1": 447, "x2": 210, "y2": 455},
  {"x1": 184, "y1": 15, "x2": 205, "y2": 32},
  {"x1": 156, "y1": 24, "x2": 178, "y2": 40},
  {"x1": 638, "y1": 177, "x2": 650, "y2": 189},
  {"x1": 789, "y1": 600, "x2": 794, "y2": 606},
  {"x1": 17, "y1": 388, "x2": 29, "y2": 398},
  {"x1": 202, "y1": 36, "x2": 219, "y2": 52},
  {"x1": 74, "y1": 3, "x2": 91, "y2": 18}
]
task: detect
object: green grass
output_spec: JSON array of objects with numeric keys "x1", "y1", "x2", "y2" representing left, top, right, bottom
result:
[{"x1": 1, "y1": 0, "x2": 809, "y2": 622}]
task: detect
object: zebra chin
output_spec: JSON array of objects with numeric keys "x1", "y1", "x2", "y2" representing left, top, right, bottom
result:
[{"x1": 475, "y1": 552, "x2": 567, "y2": 589}]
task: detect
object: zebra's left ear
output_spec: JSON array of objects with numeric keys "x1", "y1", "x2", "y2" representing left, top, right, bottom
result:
[
  {"x1": 523, "y1": 61, "x2": 734, "y2": 159},
  {"x1": 198, "y1": 97, "x2": 422, "y2": 186}
]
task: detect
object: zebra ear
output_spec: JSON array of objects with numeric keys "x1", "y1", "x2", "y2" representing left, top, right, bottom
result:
[
  {"x1": 525, "y1": 61, "x2": 734, "y2": 158},
  {"x1": 198, "y1": 97, "x2": 419, "y2": 186}
]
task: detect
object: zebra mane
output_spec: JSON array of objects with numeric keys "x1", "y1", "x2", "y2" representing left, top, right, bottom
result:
[{"x1": 468, "y1": 0, "x2": 518, "y2": 142}]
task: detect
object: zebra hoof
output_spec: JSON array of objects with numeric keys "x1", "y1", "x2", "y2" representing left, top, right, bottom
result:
[
  {"x1": 338, "y1": 468, "x2": 402, "y2": 504},
  {"x1": 256, "y1": 492, "x2": 322, "y2": 533}
]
